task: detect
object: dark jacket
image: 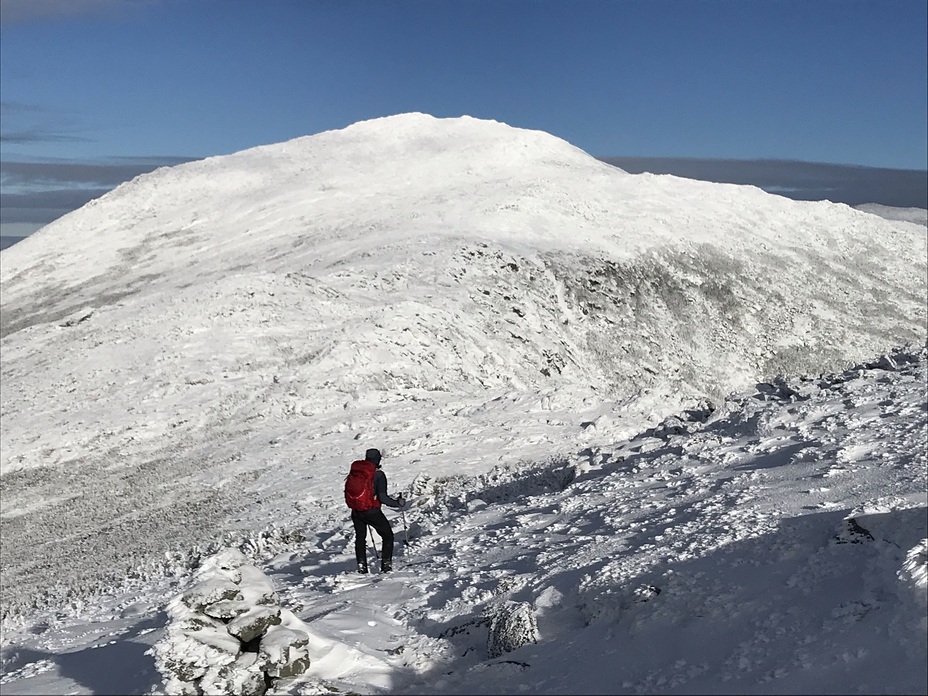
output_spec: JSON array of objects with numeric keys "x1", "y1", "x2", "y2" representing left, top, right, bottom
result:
[{"x1": 373, "y1": 468, "x2": 402, "y2": 508}]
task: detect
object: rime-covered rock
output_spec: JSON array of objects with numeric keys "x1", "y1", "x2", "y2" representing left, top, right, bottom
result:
[
  {"x1": 200, "y1": 652, "x2": 267, "y2": 696},
  {"x1": 200, "y1": 548, "x2": 251, "y2": 573},
  {"x1": 152, "y1": 592, "x2": 242, "y2": 690},
  {"x1": 181, "y1": 576, "x2": 244, "y2": 613},
  {"x1": 899, "y1": 539, "x2": 928, "y2": 604},
  {"x1": 260, "y1": 624, "x2": 312, "y2": 678},
  {"x1": 238, "y1": 564, "x2": 280, "y2": 606},
  {"x1": 487, "y1": 601, "x2": 538, "y2": 658},
  {"x1": 161, "y1": 675, "x2": 202, "y2": 696},
  {"x1": 151, "y1": 621, "x2": 239, "y2": 689},
  {"x1": 228, "y1": 605, "x2": 283, "y2": 643},
  {"x1": 202, "y1": 596, "x2": 252, "y2": 621}
]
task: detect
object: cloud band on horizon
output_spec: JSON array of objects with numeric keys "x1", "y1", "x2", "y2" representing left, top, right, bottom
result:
[{"x1": 0, "y1": 156, "x2": 198, "y2": 229}]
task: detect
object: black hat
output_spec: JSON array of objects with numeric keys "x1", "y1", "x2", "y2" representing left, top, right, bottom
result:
[{"x1": 365, "y1": 448, "x2": 382, "y2": 466}]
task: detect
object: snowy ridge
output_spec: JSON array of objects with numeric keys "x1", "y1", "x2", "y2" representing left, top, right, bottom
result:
[{"x1": 0, "y1": 346, "x2": 925, "y2": 694}]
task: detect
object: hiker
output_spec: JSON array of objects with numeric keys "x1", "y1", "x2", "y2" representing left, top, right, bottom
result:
[{"x1": 344, "y1": 448, "x2": 406, "y2": 574}]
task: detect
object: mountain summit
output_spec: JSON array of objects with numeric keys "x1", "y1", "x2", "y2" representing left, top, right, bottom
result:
[
  {"x1": 0, "y1": 114, "x2": 925, "y2": 615},
  {"x1": 2, "y1": 113, "x2": 924, "y2": 402}
]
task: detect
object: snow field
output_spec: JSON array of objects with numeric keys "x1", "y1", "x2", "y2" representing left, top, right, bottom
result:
[{"x1": 5, "y1": 350, "x2": 924, "y2": 694}]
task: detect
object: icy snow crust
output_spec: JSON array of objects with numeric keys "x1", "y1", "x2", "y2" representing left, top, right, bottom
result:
[{"x1": 0, "y1": 113, "x2": 926, "y2": 692}]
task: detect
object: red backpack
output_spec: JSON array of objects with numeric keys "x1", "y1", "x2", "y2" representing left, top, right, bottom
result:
[{"x1": 344, "y1": 460, "x2": 379, "y2": 511}]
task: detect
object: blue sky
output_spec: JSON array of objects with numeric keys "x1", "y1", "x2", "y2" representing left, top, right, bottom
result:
[{"x1": 1, "y1": 0, "x2": 926, "y2": 237}]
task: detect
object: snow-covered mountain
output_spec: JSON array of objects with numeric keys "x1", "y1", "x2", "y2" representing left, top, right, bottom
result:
[{"x1": 0, "y1": 113, "x2": 925, "y2": 694}]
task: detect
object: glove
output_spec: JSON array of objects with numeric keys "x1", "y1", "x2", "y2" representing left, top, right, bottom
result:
[{"x1": 396, "y1": 494, "x2": 406, "y2": 509}]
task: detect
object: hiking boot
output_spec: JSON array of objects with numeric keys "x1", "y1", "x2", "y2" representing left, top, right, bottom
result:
[
  {"x1": 380, "y1": 562, "x2": 392, "y2": 573},
  {"x1": 357, "y1": 564, "x2": 369, "y2": 574}
]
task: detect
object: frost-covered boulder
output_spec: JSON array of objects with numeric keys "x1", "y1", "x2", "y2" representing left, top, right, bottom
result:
[
  {"x1": 487, "y1": 601, "x2": 538, "y2": 658},
  {"x1": 237, "y1": 564, "x2": 280, "y2": 606},
  {"x1": 151, "y1": 597, "x2": 242, "y2": 690},
  {"x1": 228, "y1": 605, "x2": 282, "y2": 644},
  {"x1": 260, "y1": 624, "x2": 312, "y2": 678},
  {"x1": 899, "y1": 539, "x2": 928, "y2": 605},
  {"x1": 150, "y1": 548, "x2": 310, "y2": 695},
  {"x1": 182, "y1": 576, "x2": 245, "y2": 615},
  {"x1": 199, "y1": 653, "x2": 266, "y2": 696}
]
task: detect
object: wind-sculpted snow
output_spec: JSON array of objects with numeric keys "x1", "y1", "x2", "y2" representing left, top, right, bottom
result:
[{"x1": 0, "y1": 114, "x2": 926, "y2": 666}]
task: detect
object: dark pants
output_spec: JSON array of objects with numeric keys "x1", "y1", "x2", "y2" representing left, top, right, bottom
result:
[{"x1": 352, "y1": 508, "x2": 394, "y2": 567}]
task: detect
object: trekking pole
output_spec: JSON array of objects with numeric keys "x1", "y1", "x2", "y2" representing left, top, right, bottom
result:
[
  {"x1": 368, "y1": 527, "x2": 379, "y2": 561},
  {"x1": 401, "y1": 506, "x2": 410, "y2": 545}
]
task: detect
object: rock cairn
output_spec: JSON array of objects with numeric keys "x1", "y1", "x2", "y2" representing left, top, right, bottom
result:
[{"x1": 150, "y1": 548, "x2": 311, "y2": 695}]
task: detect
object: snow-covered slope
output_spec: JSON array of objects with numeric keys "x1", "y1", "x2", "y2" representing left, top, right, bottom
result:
[
  {"x1": 856, "y1": 203, "x2": 928, "y2": 227},
  {"x1": 1, "y1": 349, "x2": 925, "y2": 695},
  {"x1": 0, "y1": 113, "x2": 925, "y2": 629}
]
